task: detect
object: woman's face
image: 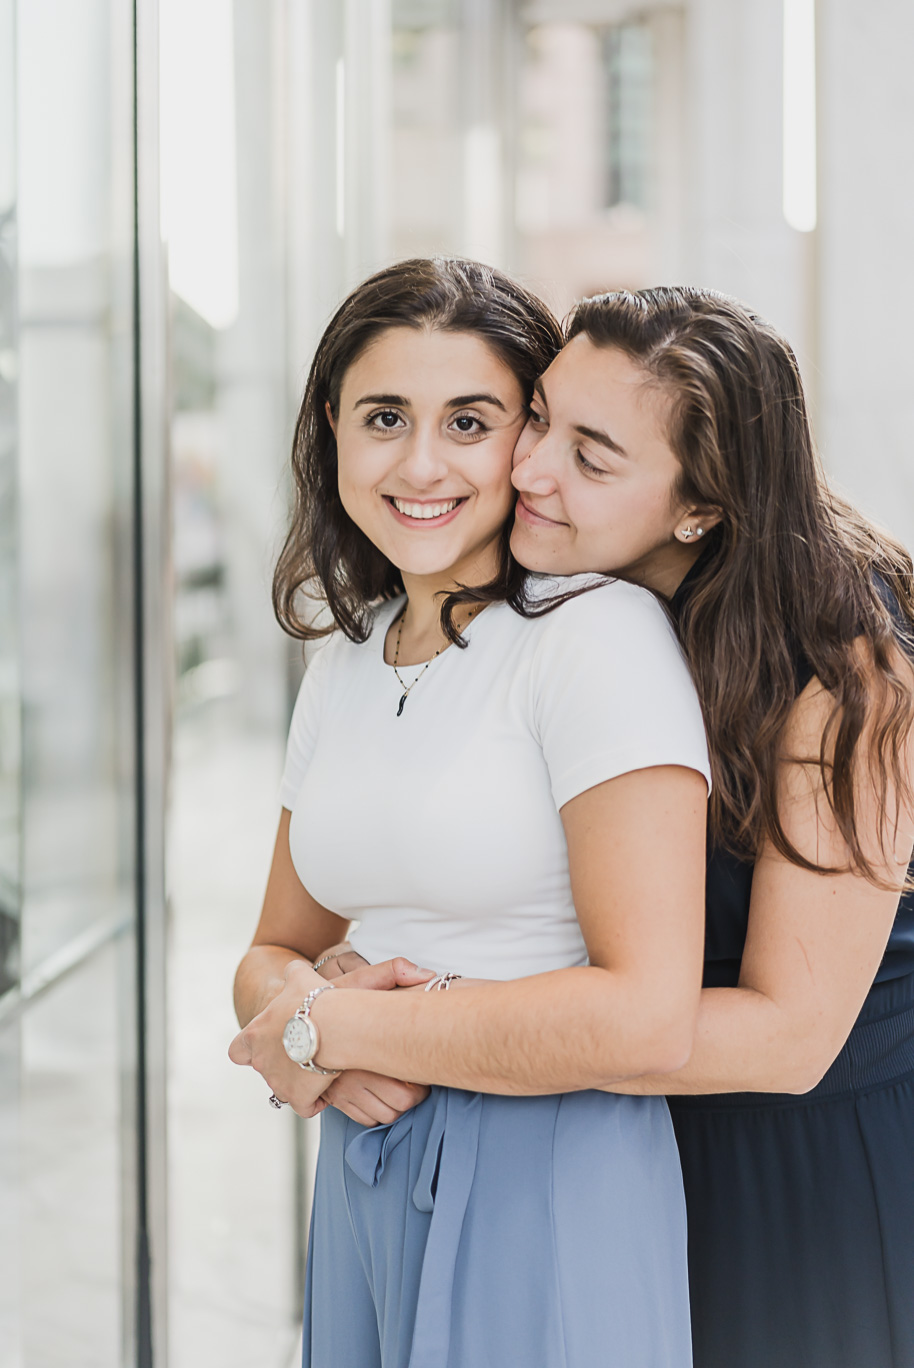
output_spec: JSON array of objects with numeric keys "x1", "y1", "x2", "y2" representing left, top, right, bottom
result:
[
  {"x1": 332, "y1": 326, "x2": 527, "y2": 588},
  {"x1": 510, "y1": 335, "x2": 703, "y2": 593}
]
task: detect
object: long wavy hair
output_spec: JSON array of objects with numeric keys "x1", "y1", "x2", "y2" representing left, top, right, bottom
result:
[
  {"x1": 273, "y1": 257, "x2": 563, "y2": 646},
  {"x1": 566, "y1": 286, "x2": 914, "y2": 883}
]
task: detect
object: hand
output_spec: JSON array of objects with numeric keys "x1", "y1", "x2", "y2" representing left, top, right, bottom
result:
[
  {"x1": 313, "y1": 941, "x2": 370, "y2": 980},
  {"x1": 229, "y1": 960, "x2": 335, "y2": 1118},
  {"x1": 323, "y1": 1070, "x2": 431, "y2": 1127},
  {"x1": 228, "y1": 957, "x2": 435, "y2": 1119},
  {"x1": 322, "y1": 955, "x2": 435, "y2": 1126}
]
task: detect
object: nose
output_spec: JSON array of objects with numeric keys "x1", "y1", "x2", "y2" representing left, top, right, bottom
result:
[
  {"x1": 511, "y1": 435, "x2": 559, "y2": 497},
  {"x1": 397, "y1": 425, "x2": 450, "y2": 489}
]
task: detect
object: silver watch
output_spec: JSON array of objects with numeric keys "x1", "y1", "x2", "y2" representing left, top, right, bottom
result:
[{"x1": 282, "y1": 983, "x2": 339, "y2": 1075}]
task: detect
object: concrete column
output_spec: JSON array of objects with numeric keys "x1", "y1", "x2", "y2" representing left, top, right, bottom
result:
[
  {"x1": 681, "y1": 0, "x2": 812, "y2": 363},
  {"x1": 816, "y1": 0, "x2": 914, "y2": 550}
]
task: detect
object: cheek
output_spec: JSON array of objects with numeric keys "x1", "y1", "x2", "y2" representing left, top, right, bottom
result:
[
  {"x1": 337, "y1": 438, "x2": 383, "y2": 499},
  {"x1": 476, "y1": 432, "x2": 522, "y2": 505},
  {"x1": 575, "y1": 481, "x2": 675, "y2": 558},
  {"x1": 335, "y1": 443, "x2": 385, "y2": 535}
]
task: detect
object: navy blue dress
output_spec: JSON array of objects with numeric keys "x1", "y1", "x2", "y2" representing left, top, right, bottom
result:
[{"x1": 669, "y1": 574, "x2": 914, "y2": 1368}]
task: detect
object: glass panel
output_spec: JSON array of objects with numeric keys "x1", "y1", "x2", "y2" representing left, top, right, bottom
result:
[
  {"x1": 20, "y1": 943, "x2": 124, "y2": 1366},
  {"x1": 17, "y1": 0, "x2": 135, "y2": 978},
  {"x1": 0, "y1": 0, "x2": 21, "y2": 1358},
  {"x1": 161, "y1": 4, "x2": 300, "y2": 1362},
  {"x1": 11, "y1": 0, "x2": 140, "y2": 1362},
  {"x1": 0, "y1": 0, "x2": 19, "y2": 1006}
]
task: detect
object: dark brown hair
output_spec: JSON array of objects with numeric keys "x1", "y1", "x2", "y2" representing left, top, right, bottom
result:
[
  {"x1": 273, "y1": 257, "x2": 563, "y2": 646},
  {"x1": 567, "y1": 285, "x2": 914, "y2": 882}
]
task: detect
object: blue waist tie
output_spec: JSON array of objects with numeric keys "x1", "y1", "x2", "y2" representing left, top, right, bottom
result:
[{"x1": 345, "y1": 1087, "x2": 483, "y2": 1368}]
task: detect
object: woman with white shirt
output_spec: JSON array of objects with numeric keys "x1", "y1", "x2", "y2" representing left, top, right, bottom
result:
[{"x1": 230, "y1": 258, "x2": 711, "y2": 1367}]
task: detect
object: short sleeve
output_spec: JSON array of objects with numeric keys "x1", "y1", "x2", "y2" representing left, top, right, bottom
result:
[
  {"x1": 531, "y1": 581, "x2": 711, "y2": 811},
  {"x1": 278, "y1": 640, "x2": 335, "y2": 809}
]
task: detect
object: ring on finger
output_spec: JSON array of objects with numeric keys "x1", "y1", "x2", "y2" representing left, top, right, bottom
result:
[{"x1": 268, "y1": 1092, "x2": 287, "y2": 1109}]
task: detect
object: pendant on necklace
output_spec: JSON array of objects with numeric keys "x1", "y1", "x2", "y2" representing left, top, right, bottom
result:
[{"x1": 396, "y1": 693, "x2": 407, "y2": 718}]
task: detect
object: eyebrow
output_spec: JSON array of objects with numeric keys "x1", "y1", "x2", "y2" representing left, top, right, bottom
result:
[
  {"x1": 354, "y1": 393, "x2": 409, "y2": 408},
  {"x1": 449, "y1": 392, "x2": 507, "y2": 411},
  {"x1": 353, "y1": 392, "x2": 508, "y2": 412},
  {"x1": 533, "y1": 379, "x2": 629, "y2": 458},
  {"x1": 573, "y1": 424, "x2": 629, "y2": 459}
]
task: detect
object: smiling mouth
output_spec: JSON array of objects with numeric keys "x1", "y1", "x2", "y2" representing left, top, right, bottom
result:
[
  {"x1": 385, "y1": 496, "x2": 467, "y2": 523},
  {"x1": 515, "y1": 495, "x2": 565, "y2": 528}
]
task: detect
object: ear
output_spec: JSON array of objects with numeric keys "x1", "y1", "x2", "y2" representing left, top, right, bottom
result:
[
  {"x1": 325, "y1": 400, "x2": 337, "y2": 436},
  {"x1": 674, "y1": 506, "x2": 723, "y2": 545}
]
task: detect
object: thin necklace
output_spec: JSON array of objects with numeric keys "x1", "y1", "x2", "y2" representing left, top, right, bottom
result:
[{"x1": 392, "y1": 605, "x2": 478, "y2": 717}]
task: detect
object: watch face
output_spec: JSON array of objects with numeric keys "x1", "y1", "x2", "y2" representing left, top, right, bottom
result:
[{"x1": 282, "y1": 1014, "x2": 316, "y2": 1065}]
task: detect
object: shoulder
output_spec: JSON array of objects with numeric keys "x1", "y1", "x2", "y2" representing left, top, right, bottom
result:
[
  {"x1": 525, "y1": 575, "x2": 681, "y2": 653},
  {"x1": 521, "y1": 577, "x2": 711, "y2": 802},
  {"x1": 523, "y1": 574, "x2": 700, "y2": 706}
]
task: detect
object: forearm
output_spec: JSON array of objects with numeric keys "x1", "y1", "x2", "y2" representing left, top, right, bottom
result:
[
  {"x1": 233, "y1": 944, "x2": 310, "y2": 1027},
  {"x1": 604, "y1": 985, "x2": 817, "y2": 1096},
  {"x1": 314, "y1": 966, "x2": 695, "y2": 1094}
]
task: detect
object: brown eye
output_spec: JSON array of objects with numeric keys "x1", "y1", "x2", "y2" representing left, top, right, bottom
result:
[
  {"x1": 367, "y1": 409, "x2": 404, "y2": 431},
  {"x1": 449, "y1": 412, "x2": 487, "y2": 437}
]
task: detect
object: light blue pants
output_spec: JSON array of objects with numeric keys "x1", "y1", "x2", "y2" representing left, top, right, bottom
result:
[{"x1": 303, "y1": 1087, "x2": 692, "y2": 1368}]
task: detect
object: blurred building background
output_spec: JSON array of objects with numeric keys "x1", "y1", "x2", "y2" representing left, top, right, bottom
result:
[{"x1": 1, "y1": 1, "x2": 912, "y2": 1365}]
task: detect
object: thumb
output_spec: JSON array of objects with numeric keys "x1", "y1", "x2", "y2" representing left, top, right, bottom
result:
[
  {"x1": 228, "y1": 1030, "x2": 254, "y2": 1065},
  {"x1": 338, "y1": 957, "x2": 437, "y2": 992}
]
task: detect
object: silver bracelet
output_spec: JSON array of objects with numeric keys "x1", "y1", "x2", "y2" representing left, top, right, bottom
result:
[
  {"x1": 281, "y1": 982, "x2": 340, "y2": 1075},
  {"x1": 312, "y1": 950, "x2": 346, "y2": 972},
  {"x1": 423, "y1": 971, "x2": 463, "y2": 992}
]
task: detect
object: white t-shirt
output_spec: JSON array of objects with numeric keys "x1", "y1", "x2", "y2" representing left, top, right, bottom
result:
[{"x1": 279, "y1": 578, "x2": 711, "y2": 980}]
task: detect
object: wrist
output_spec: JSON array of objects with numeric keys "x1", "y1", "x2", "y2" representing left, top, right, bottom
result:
[
  {"x1": 282, "y1": 982, "x2": 341, "y2": 1076},
  {"x1": 311, "y1": 982, "x2": 424, "y2": 1075},
  {"x1": 309, "y1": 985, "x2": 370, "y2": 1073}
]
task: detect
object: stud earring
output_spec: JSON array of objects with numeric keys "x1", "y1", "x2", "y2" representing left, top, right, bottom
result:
[
  {"x1": 681, "y1": 527, "x2": 695, "y2": 540},
  {"x1": 696, "y1": 527, "x2": 705, "y2": 537}
]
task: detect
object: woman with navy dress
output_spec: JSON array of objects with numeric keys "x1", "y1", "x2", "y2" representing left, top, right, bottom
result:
[
  {"x1": 282, "y1": 285, "x2": 914, "y2": 1368},
  {"x1": 665, "y1": 560, "x2": 914, "y2": 1368}
]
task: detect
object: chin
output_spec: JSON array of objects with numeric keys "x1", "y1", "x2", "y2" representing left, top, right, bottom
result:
[
  {"x1": 387, "y1": 547, "x2": 466, "y2": 578},
  {"x1": 509, "y1": 524, "x2": 551, "y2": 574}
]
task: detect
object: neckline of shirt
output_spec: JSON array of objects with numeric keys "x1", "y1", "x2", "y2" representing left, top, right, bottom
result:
[{"x1": 372, "y1": 593, "x2": 500, "y2": 672}]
